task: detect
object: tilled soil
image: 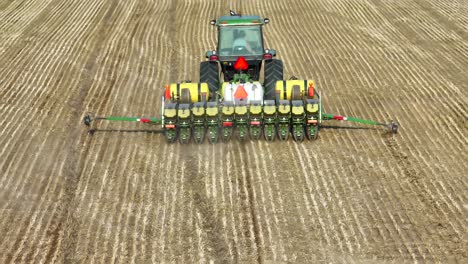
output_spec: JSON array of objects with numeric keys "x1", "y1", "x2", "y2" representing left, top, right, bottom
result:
[{"x1": 0, "y1": 0, "x2": 467, "y2": 263}]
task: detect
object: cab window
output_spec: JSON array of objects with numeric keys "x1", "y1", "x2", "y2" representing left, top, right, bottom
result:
[{"x1": 218, "y1": 26, "x2": 263, "y2": 56}]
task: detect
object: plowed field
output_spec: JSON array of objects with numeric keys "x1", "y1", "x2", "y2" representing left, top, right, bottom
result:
[{"x1": 1, "y1": 0, "x2": 467, "y2": 262}]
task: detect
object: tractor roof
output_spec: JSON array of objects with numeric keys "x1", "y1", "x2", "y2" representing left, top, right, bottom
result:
[{"x1": 217, "y1": 15, "x2": 264, "y2": 26}]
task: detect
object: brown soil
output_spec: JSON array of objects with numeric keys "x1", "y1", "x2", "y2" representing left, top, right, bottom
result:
[{"x1": 0, "y1": 0, "x2": 467, "y2": 263}]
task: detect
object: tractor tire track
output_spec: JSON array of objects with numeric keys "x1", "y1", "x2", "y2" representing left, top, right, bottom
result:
[
  {"x1": 183, "y1": 147, "x2": 231, "y2": 262},
  {"x1": 238, "y1": 142, "x2": 263, "y2": 263},
  {"x1": 58, "y1": 1, "x2": 119, "y2": 262}
]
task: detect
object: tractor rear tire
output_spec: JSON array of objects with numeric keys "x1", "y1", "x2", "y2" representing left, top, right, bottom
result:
[
  {"x1": 200, "y1": 61, "x2": 219, "y2": 96},
  {"x1": 264, "y1": 59, "x2": 283, "y2": 100}
]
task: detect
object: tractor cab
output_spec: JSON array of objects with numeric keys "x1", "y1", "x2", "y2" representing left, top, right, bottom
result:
[{"x1": 206, "y1": 15, "x2": 276, "y2": 82}]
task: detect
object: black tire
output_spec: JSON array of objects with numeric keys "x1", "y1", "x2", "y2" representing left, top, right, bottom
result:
[
  {"x1": 200, "y1": 61, "x2": 219, "y2": 95},
  {"x1": 264, "y1": 59, "x2": 283, "y2": 100}
]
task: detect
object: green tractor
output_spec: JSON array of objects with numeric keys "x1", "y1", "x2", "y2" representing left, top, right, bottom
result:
[
  {"x1": 83, "y1": 12, "x2": 398, "y2": 144},
  {"x1": 201, "y1": 14, "x2": 282, "y2": 100}
]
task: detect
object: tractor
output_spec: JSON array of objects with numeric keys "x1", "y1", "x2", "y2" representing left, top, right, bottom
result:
[{"x1": 201, "y1": 14, "x2": 281, "y2": 101}]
